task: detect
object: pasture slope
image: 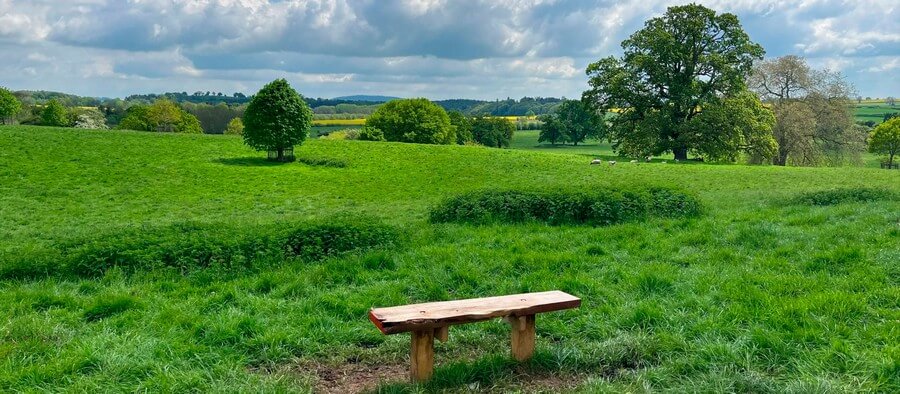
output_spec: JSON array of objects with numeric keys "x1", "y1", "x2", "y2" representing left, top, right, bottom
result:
[{"x1": 0, "y1": 125, "x2": 898, "y2": 393}]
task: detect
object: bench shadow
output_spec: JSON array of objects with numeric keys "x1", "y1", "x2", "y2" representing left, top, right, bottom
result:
[
  {"x1": 213, "y1": 157, "x2": 291, "y2": 167},
  {"x1": 366, "y1": 350, "x2": 617, "y2": 393}
]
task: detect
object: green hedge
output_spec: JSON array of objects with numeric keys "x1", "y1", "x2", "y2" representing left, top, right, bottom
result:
[
  {"x1": 0, "y1": 219, "x2": 400, "y2": 279},
  {"x1": 791, "y1": 187, "x2": 897, "y2": 206},
  {"x1": 429, "y1": 188, "x2": 701, "y2": 226}
]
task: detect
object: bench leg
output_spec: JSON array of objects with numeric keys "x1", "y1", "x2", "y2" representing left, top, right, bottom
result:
[
  {"x1": 410, "y1": 329, "x2": 434, "y2": 382},
  {"x1": 509, "y1": 314, "x2": 536, "y2": 361}
]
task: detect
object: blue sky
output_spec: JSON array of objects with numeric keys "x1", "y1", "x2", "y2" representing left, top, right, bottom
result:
[{"x1": 1, "y1": 0, "x2": 897, "y2": 99}]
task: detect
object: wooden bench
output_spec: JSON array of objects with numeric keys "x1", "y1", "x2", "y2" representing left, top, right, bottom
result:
[{"x1": 368, "y1": 290, "x2": 581, "y2": 382}]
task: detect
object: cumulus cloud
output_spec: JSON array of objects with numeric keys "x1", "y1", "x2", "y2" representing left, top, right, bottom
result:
[{"x1": 1, "y1": 0, "x2": 897, "y2": 98}]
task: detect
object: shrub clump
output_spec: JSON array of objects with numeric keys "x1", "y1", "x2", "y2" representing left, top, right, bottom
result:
[
  {"x1": 791, "y1": 187, "x2": 896, "y2": 206},
  {"x1": 297, "y1": 156, "x2": 348, "y2": 168},
  {"x1": 429, "y1": 188, "x2": 701, "y2": 226},
  {"x1": 0, "y1": 219, "x2": 400, "y2": 279}
]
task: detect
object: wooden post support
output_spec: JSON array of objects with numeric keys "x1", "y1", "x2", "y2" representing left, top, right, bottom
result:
[
  {"x1": 508, "y1": 314, "x2": 536, "y2": 361},
  {"x1": 410, "y1": 329, "x2": 435, "y2": 382},
  {"x1": 435, "y1": 326, "x2": 449, "y2": 343}
]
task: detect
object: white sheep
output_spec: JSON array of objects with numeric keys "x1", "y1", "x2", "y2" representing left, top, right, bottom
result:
[
  {"x1": 609, "y1": 161, "x2": 616, "y2": 165},
  {"x1": 630, "y1": 160, "x2": 638, "y2": 163},
  {"x1": 590, "y1": 159, "x2": 602, "y2": 165}
]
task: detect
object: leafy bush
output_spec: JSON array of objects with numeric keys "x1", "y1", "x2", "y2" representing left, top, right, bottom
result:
[
  {"x1": 0, "y1": 219, "x2": 400, "y2": 279},
  {"x1": 791, "y1": 187, "x2": 896, "y2": 206},
  {"x1": 429, "y1": 188, "x2": 701, "y2": 226},
  {"x1": 357, "y1": 126, "x2": 385, "y2": 141},
  {"x1": 296, "y1": 156, "x2": 348, "y2": 168},
  {"x1": 366, "y1": 98, "x2": 454, "y2": 144}
]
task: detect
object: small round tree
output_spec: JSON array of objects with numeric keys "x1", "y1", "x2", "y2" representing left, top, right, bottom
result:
[
  {"x1": 41, "y1": 99, "x2": 70, "y2": 127},
  {"x1": 0, "y1": 87, "x2": 21, "y2": 124},
  {"x1": 224, "y1": 117, "x2": 244, "y2": 135},
  {"x1": 366, "y1": 98, "x2": 454, "y2": 145},
  {"x1": 869, "y1": 117, "x2": 900, "y2": 168},
  {"x1": 243, "y1": 79, "x2": 312, "y2": 161}
]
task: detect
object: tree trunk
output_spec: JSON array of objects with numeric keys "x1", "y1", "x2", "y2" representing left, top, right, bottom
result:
[
  {"x1": 774, "y1": 148, "x2": 789, "y2": 166},
  {"x1": 277, "y1": 148, "x2": 284, "y2": 161},
  {"x1": 673, "y1": 147, "x2": 688, "y2": 161}
]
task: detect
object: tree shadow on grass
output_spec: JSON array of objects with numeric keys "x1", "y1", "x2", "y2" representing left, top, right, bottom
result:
[{"x1": 213, "y1": 157, "x2": 292, "y2": 167}]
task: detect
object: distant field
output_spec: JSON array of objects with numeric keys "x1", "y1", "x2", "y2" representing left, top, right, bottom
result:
[
  {"x1": 854, "y1": 101, "x2": 899, "y2": 124},
  {"x1": 1, "y1": 126, "x2": 898, "y2": 392},
  {"x1": 511, "y1": 129, "x2": 885, "y2": 167},
  {"x1": 312, "y1": 118, "x2": 366, "y2": 126}
]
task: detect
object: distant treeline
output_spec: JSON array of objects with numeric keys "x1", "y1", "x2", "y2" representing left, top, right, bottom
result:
[
  {"x1": 16, "y1": 90, "x2": 564, "y2": 116},
  {"x1": 434, "y1": 97, "x2": 564, "y2": 116}
]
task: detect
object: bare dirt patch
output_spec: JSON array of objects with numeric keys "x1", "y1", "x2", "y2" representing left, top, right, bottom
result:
[{"x1": 302, "y1": 362, "x2": 407, "y2": 394}]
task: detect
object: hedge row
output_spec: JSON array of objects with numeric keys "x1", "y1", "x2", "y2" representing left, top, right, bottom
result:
[
  {"x1": 0, "y1": 219, "x2": 400, "y2": 279},
  {"x1": 429, "y1": 188, "x2": 701, "y2": 226},
  {"x1": 790, "y1": 187, "x2": 897, "y2": 206}
]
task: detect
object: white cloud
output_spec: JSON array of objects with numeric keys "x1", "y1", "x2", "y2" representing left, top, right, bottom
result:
[{"x1": 0, "y1": 0, "x2": 897, "y2": 98}]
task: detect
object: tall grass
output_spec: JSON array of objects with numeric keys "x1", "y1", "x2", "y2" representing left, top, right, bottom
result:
[{"x1": 0, "y1": 125, "x2": 898, "y2": 392}]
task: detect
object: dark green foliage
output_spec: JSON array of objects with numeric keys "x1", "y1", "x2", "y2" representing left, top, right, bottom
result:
[
  {"x1": 472, "y1": 116, "x2": 515, "y2": 148},
  {"x1": 366, "y1": 98, "x2": 454, "y2": 144},
  {"x1": 357, "y1": 126, "x2": 385, "y2": 141},
  {"x1": 0, "y1": 87, "x2": 21, "y2": 123},
  {"x1": 116, "y1": 100, "x2": 203, "y2": 133},
  {"x1": 554, "y1": 100, "x2": 604, "y2": 146},
  {"x1": 0, "y1": 219, "x2": 399, "y2": 279},
  {"x1": 83, "y1": 295, "x2": 141, "y2": 321},
  {"x1": 429, "y1": 188, "x2": 700, "y2": 225},
  {"x1": 41, "y1": 99, "x2": 70, "y2": 127},
  {"x1": 537, "y1": 114, "x2": 567, "y2": 145},
  {"x1": 583, "y1": 4, "x2": 765, "y2": 160},
  {"x1": 243, "y1": 79, "x2": 313, "y2": 161},
  {"x1": 448, "y1": 110, "x2": 473, "y2": 144},
  {"x1": 296, "y1": 156, "x2": 348, "y2": 168},
  {"x1": 283, "y1": 221, "x2": 399, "y2": 261},
  {"x1": 791, "y1": 187, "x2": 896, "y2": 206}
]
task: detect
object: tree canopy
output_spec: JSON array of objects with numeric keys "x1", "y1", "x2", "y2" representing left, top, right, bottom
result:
[
  {"x1": 0, "y1": 87, "x2": 21, "y2": 124},
  {"x1": 366, "y1": 98, "x2": 454, "y2": 145},
  {"x1": 448, "y1": 111, "x2": 473, "y2": 145},
  {"x1": 472, "y1": 116, "x2": 515, "y2": 148},
  {"x1": 41, "y1": 99, "x2": 70, "y2": 127},
  {"x1": 117, "y1": 100, "x2": 202, "y2": 133},
  {"x1": 243, "y1": 79, "x2": 312, "y2": 160},
  {"x1": 583, "y1": 3, "x2": 765, "y2": 160},
  {"x1": 869, "y1": 117, "x2": 900, "y2": 168},
  {"x1": 750, "y1": 56, "x2": 862, "y2": 166}
]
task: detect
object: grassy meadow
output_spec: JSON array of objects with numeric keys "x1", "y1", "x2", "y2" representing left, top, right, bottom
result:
[{"x1": 1, "y1": 125, "x2": 898, "y2": 392}]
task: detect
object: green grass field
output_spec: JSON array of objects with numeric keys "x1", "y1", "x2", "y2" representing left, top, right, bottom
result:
[
  {"x1": 854, "y1": 102, "x2": 899, "y2": 125},
  {"x1": 1, "y1": 126, "x2": 898, "y2": 392}
]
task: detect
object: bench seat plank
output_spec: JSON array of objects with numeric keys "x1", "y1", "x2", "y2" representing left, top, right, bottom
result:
[{"x1": 369, "y1": 290, "x2": 580, "y2": 334}]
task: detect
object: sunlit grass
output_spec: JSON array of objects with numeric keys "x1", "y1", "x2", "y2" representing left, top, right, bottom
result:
[{"x1": 0, "y1": 125, "x2": 898, "y2": 392}]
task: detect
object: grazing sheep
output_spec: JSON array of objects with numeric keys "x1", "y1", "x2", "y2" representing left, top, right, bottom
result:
[
  {"x1": 646, "y1": 156, "x2": 653, "y2": 162},
  {"x1": 609, "y1": 161, "x2": 616, "y2": 165},
  {"x1": 661, "y1": 161, "x2": 667, "y2": 164},
  {"x1": 590, "y1": 159, "x2": 602, "y2": 165},
  {"x1": 630, "y1": 160, "x2": 638, "y2": 163}
]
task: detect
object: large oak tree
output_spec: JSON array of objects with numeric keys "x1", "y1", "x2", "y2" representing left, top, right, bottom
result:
[{"x1": 583, "y1": 4, "x2": 766, "y2": 161}]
